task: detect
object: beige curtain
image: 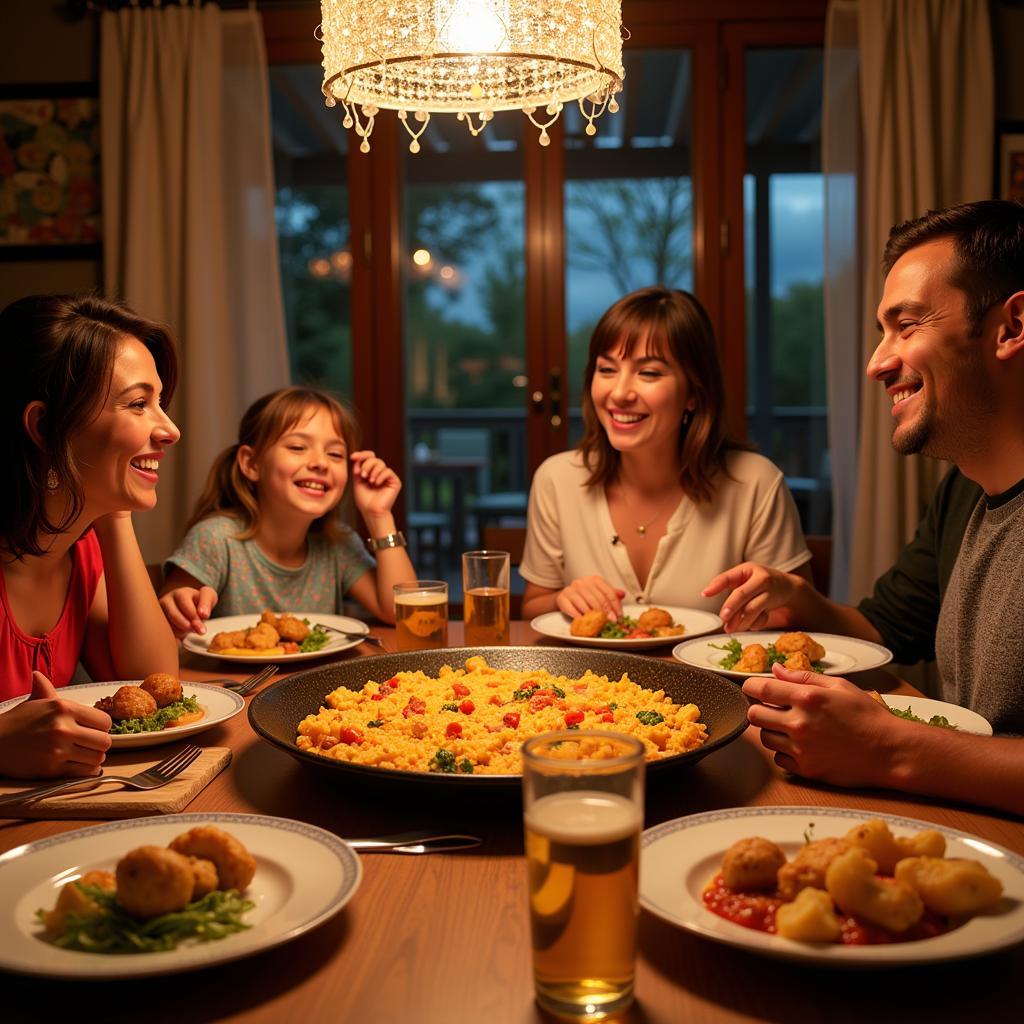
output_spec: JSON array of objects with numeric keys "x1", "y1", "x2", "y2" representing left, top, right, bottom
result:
[
  {"x1": 845, "y1": 0, "x2": 993, "y2": 601},
  {"x1": 101, "y1": 4, "x2": 290, "y2": 562}
]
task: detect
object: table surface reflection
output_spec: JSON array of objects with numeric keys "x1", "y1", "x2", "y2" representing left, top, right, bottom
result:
[{"x1": 1, "y1": 621, "x2": 1021, "y2": 1022}]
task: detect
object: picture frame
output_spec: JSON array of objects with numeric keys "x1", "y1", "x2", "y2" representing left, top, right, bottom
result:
[
  {"x1": 0, "y1": 82, "x2": 101, "y2": 261},
  {"x1": 997, "y1": 120, "x2": 1024, "y2": 203}
]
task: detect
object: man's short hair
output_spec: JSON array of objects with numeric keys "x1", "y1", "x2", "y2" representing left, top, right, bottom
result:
[{"x1": 883, "y1": 200, "x2": 1024, "y2": 335}]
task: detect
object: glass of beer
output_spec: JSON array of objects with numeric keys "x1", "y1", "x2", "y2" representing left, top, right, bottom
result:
[
  {"x1": 462, "y1": 549, "x2": 510, "y2": 646},
  {"x1": 522, "y1": 731, "x2": 645, "y2": 1020},
  {"x1": 393, "y1": 580, "x2": 449, "y2": 651}
]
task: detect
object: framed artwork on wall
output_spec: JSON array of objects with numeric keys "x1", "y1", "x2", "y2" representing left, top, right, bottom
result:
[
  {"x1": 997, "y1": 121, "x2": 1024, "y2": 203},
  {"x1": 0, "y1": 82, "x2": 101, "y2": 260}
]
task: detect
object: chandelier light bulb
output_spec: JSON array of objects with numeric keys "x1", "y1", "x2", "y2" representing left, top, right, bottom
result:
[{"x1": 319, "y1": 1, "x2": 624, "y2": 152}]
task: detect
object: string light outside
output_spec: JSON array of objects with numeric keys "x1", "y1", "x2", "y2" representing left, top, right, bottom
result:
[{"x1": 318, "y1": 1, "x2": 625, "y2": 153}]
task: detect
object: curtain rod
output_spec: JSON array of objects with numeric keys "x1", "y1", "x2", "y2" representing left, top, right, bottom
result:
[{"x1": 65, "y1": 0, "x2": 316, "y2": 15}]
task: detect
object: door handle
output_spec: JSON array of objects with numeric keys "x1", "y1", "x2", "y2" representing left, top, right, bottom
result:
[{"x1": 549, "y1": 368, "x2": 562, "y2": 428}]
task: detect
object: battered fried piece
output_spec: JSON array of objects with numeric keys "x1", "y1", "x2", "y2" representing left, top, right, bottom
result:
[
  {"x1": 775, "y1": 631, "x2": 826, "y2": 663},
  {"x1": 775, "y1": 886, "x2": 842, "y2": 943},
  {"x1": 169, "y1": 825, "x2": 256, "y2": 892},
  {"x1": 735, "y1": 643, "x2": 769, "y2": 673},
  {"x1": 95, "y1": 684, "x2": 157, "y2": 722},
  {"x1": 115, "y1": 846, "x2": 195, "y2": 919},
  {"x1": 570, "y1": 608, "x2": 607, "y2": 638},
  {"x1": 721, "y1": 837, "x2": 787, "y2": 891},
  {"x1": 844, "y1": 819, "x2": 945, "y2": 875},
  {"x1": 188, "y1": 856, "x2": 220, "y2": 899},
  {"x1": 260, "y1": 610, "x2": 280, "y2": 629},
  {"x1": 653, "y1": 624, "x2": 686, "y2": 638},
  {"x1": 140, "y1": 672, "x2": 182, "y2": 708},
  {"x1": 776, "y1": 837, "x2": 853, "y2": 901},
  {"x1": 637, "y1": 607, "x2": 672, "y2": 631},
  {"x1": 783, "y1": 651, "x2": 812, "y2": 671},
  {"x1": 43, "y1": 870, "x2": 116, "y2": 935},
  {"x1": 245, "y1": 622, "x2": 280, "y2": 650},
  {"x1": 275, "y1": 614, "x2": 310, "y2": 643},
  {"x1": 893, "y1": 857, "x2": 1003, "y2": 917},
  {"x1": 210, "y1": 629, "x2": 247, "y2": 652},
  {"x1": 825, "y1": 848, "x2": 924, "y2": 932}
]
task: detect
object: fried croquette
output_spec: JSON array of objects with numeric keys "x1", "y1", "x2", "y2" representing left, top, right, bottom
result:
[
  {"x1": 775, "y1": 886, "x2": 842, "y2": 943},
  {"x1": 653, "y1": 624, "x2": 686, "y2": 638},
  {"x1": 169, "y1": 825, "x2": 256, "y2": 892},
  {"x1": 245, "y1": 622, "x2": 280, "y2": 650},
  {"x1": 210, "y1": 629, "x2": 248, "y2": 652},
  {"x1": 187, "y1": 856, "x2": 220, "y2": 899},
  {"x1": 721, "y1": 837, "x2": 787, "y2": 892},
  {"x1": 115, "y1": 846, "x2": 195, "y2": 919},
  {"x1": 776, "y1": 837, "x2": 853, "y2": 901},
  {"x1": 275, "y1": 614, "x2": 310, "y2": 643},
  {"x1": 825, "y1": 848, "x2": 924, "y2": 933},
  {"x1": 735, "y1": 643, "x2": 769, "y2": 673},
  {"x1": 570, "y1": 608, "x2": 607, "y2": 638},
  {"x1": 43, "y1": 870, "x2": 116, "y2": 935},
  {"x1": 783, "y1": 651, "x2": 812, "y2": 671},
  {"x1": 775, "y1": 631, "x2": 826, "y2": 663},
  {"x1": 893, "y1": 857, "x2": 1003, "y2": 917},
  {"x1": 95, "y1": 684, "x2": 158, "y2": 721},
  {"x1": 844, "y1": 819, "x2": 945, "y2": 875},
  {"x1": 140, "y1": 672, "x2": 182, "y2": 708},
  {"x1": 260, "y1": 610, "x2": 280, "y2": 629},
  {"x1": 637, "y1": 607, "x2": 673, "y2": 632}
]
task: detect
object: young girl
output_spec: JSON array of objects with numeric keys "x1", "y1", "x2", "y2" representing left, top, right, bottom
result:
[
  {"x1": 520, "y1": 286, "x2": 811, "y2": 619},
  {"x1": 160, "y1": 387, "x2": 416, "y2": 636},
  {"x1": 0, "y1": 294, "x2": 181, "y2": 778}
]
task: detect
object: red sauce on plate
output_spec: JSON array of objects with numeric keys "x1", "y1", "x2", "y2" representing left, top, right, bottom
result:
[{"x1": 702, "y1": 873, "x2": 949, "y2": 945}]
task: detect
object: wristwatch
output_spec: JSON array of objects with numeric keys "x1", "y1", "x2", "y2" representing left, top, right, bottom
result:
[{"x1": 366, "y1": 530, "x2": 407, "y2": 551}]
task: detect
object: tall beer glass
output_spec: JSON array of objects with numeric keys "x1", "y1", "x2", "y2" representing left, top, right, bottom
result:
[
  {"x1": 522, "y1": 731, "x2": 645, "y2": 1020},
  {"x1": 393, "y1": 580, "x2": 448, "y2": 651},
  {"x1": 462, "y1": 549, "x2": 510, "y2": 645}
]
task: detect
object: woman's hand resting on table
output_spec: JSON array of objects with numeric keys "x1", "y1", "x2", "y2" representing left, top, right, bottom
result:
[
  {"x1": 556, "y1": 576, "x2": 625, "y2": 620},
  {"x1": 742, "y1": 664, "x2": 907, "y2": 788},
  {"x1": 0, "y1": 672, "x2": 112, "y2": 779}
]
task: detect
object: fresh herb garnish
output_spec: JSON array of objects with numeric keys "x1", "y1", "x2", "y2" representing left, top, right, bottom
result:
[
  {"x1": 440, "y1": 702, "x2": 459, "y2": 712},
  {"x1": 888, "y1": 706, "x2": 958, "y2": 729},
  {"x1": 710, "y1": 639, "x2": 743, "y2": 669},
  {"x1": 599, "y1": 616, "x2": 638, "y2": 639},
  {"x1": 635, "y1": 710, "x2": 665, "y2": 726},
  {"x1": 367, "y1": 719, "x2": 384, "y2": 728},
  {"x1": 429, "y1": 749, "x2": 457, "y2": 773},
  {"x1": 459, "y1": 759, "x2": 473, "y2": 774},
  {"x1": 551, "y1": 685, "x2": 566, "y2": 699},
  {"x1": 299, "y1": 627, "x2": 330, "y2": 653},
  {"x1": 109, "y1": 695, "x2": 202, "y2": 735}
]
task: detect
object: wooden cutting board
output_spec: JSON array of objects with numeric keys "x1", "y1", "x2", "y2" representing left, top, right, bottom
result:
[{"x1": 0, "y1": 747, "x2": 231, "y2": 819}]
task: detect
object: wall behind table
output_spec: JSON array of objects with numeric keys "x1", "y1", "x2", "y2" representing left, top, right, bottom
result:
[{"x1": 0, "y1": 1, "x2": 100, "y2": 300}]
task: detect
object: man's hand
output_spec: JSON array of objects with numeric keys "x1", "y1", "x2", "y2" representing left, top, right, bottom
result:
[{"x1": 703, "y1": 562, "x2": 802, "y2": 632}]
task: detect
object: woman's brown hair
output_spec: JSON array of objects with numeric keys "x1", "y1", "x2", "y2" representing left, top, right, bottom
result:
[
  {"x1": 578, "y1": 286, "x2": 747, "y2": 503},
  {"x1": 0, "y1": 293, "x2": 178, "y2": 559},
  {"x1": 185, "y1": 386, "x2": 359, "y2": 542}
]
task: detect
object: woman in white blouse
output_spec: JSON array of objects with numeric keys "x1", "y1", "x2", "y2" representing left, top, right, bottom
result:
[{"x1": 520, "y1": 287, "x2": 812, "y2": 620}]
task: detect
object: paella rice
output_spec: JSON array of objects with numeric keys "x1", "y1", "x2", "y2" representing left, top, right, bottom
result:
[{"x1": 295, "y1": 655, "x2": 708, "y2": 774}]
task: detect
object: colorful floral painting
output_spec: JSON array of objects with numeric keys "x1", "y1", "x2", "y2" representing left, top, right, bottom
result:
[{"x1": 0, "y1": 97, "x2": 100, "y2": 247}]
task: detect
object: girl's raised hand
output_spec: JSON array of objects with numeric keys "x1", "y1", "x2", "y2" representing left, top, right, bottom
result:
[
  {"x1": 350, "y1": 450, "x2": 402, "y2": 517},
  {"x1": 159, "y1": 585, "x2": 219, "y2": 639}
]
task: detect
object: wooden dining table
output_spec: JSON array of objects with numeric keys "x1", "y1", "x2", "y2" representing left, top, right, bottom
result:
[{"x1": 2, "y1": 621, "x2": 1022, "y2": 1022}]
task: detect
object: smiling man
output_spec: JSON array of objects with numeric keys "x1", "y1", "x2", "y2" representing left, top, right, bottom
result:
[{"x1": 703, "y1": 199, "x2": 1024, "y2": 816}]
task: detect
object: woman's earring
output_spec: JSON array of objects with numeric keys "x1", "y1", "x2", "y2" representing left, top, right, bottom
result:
[
  {"x1": 46, "y1": 468, "x2": 59, "y2": 490},
  {"x1": 682, "y1": 410, "x2": 693, "y2": 428}
]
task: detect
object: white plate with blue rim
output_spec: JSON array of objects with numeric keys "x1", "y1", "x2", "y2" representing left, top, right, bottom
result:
[
  {"x1": 182, "y1": 612, "x2": 370, "y2": 663},
  {"x1": 0, "y1": 681, "x2": 244, "y2": 749},
  {"x1": 640, "y1": 806, "x2": 1024, "y2": 966},
  {"x1": 0, "y1": 812, "x2": 362, "y2": 978}
]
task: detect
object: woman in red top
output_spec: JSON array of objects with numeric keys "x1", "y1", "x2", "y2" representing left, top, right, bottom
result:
[{"x1": 0, "y1": 295, "x2": 180, "y2": 778}]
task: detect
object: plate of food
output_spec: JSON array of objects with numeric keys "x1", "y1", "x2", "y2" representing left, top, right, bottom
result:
[
  {"x1": 248, "y1": 646, "x2": 750, "y2": 787},
  {"x1": 0, "y1": 811, "x2": 361, "y2": 978},
  {"x1": 672, "y1": 631, "x2": 893, "y2": 678},
  {"x1": 182, "y1": 611, "x2": 370, "y2": 663},
  {"x1": 530, "y1": 604, "x2": 723, "y2": 649},
  {"x1": 0, "y1": 677, "x2": 244, "y2": 749},
  {"x1": 640, "y1": 806, "x2": 1024, "y2": 965},
  {"x1": 878, "y1": 693, "x2": 993, "y2": 736}
]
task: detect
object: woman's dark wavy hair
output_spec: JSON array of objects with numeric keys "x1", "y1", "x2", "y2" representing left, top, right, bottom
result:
[
  {"x1": 0, "y1": 294, "x2": 178, "y2": 559},
  {"x1": 578, "y1": 286, "x2": 749, "y2": 503},
  {"x1": 883, "y1": 199, "x2": 1024, "y2": 336},
  {"x1": 185, "y1": 386, "x2": 359, "y2": 542}
]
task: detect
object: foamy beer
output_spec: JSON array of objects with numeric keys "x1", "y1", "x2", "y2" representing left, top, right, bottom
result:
[
  {"x1": 462, "y1": 549, "x2": 510, "y2": 645},
  {"x1": 393, "y1": 580, "x2": 449, "y2": 651},
  {"x1": 522, "y1": 732, "x2": 645, "y2": 1019}
]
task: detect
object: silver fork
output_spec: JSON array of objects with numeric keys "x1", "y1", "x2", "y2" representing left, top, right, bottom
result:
[
  {"x1": 314, "y1": 623, "x2": 384, "y2": 647},
  {"x1": 230, "y1": 664, "x2": 278, "y2": 696},
  {"x1": 0, "y1": 743, "x2": 203, "y2": 806}
]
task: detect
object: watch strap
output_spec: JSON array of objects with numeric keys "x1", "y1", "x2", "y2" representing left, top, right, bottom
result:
[{"x1": 367, "y1": 530, "x2": 407, "y2": 551}]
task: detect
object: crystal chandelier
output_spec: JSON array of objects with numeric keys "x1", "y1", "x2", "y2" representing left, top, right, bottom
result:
[{"x1": 319, "y1": 1, "x2": 624, "y2": 152}]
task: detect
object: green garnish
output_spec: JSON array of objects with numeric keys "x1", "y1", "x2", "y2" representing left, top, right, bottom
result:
[
  {"x1": 440, "y1": 702, "x2": 459, "y2": 712},
  {"x1": 109, "y1": 695, "x2": 202, "y2": 735},
  {"x1": 459, "y1": 759, "x2": 474, "y2": 774},
  {"x1": 429, "y1": 749, "x2": 457, "y2": 773},
  {"x1": 367, "y1": 719, "x2": 384, "y2": 728},
  {"x1": 888, "y1": 706, "x2": 958, "y2": 729},
  {"x1": 299, "y1": 627, "x2": 330, "y2": 653},
  {"x1": 38, "y1": 884, "x2": 254, "y2": 954},
  {"x1": 599, "y1": 616, "x2": 638, "y2": 639},
  {"x1": 608, "y1": 702, "x2": 617, "y2": 711},
  {"x1": 635, "y1": 710, "x2": 665, "y2": 726},
  {"x1": 512, "y1": 688, "x2": 535, "y2": 701},
  {"x1": 551, "y1": 685, "x2": 566, "y2": 699}
]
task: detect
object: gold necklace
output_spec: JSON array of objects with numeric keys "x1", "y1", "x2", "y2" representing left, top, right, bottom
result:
[{"x1": 617, "y1": 485, "x2": 680, "y2": 535}]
